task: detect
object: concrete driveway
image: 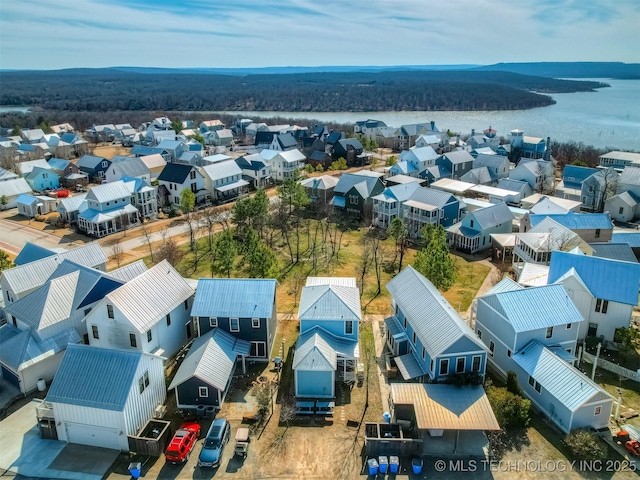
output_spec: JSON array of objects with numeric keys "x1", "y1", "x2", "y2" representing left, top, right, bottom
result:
[{"x1": 0, "y1": 399, "x2": 119, "y2": 480}]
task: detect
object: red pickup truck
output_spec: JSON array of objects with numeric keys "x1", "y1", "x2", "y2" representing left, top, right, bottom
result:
[{"x1": 164, "y1": 422, "x2": 201, "y2": 464}]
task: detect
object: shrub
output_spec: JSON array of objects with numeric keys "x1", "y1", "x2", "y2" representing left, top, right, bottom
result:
[
  {"x1": 157, "y1": 211, "x2": 166, "y2": 219},
  {"x1": 506, "y1": 371, "x2": 523, "y2": 396},
  {"x1": 34, "y1": 215, "x2": 46, "y2": 222},
  {"x1": 565, "y1": 429, "x2": 607, "y2": 460},
  {"x1": 486, "y1": 385, "x2": 531, "y2": 429}
]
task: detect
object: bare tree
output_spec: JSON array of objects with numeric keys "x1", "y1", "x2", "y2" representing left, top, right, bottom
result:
[
  {"x1": 359, "y1": 236, "x2": 375, "y2": 296},
  {"x1": 141, "y1": 224, "x2": 155, "y2": 262},
  {"x1": 156, "y1": 237, "x2": 181, "y2": 267},
  {"x1": 110, "y1": 237, "x2": 124, "y2": 268}
]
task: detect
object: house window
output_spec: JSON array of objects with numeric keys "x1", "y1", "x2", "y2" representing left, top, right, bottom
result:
[
  {"x1": 588, "y1": 323, "x2": 598, "y2": 337},
  {"x1": 84, "y1": 308, "x2": 92, "y2": 316},
  {"x1": 102, "y1": 161, "x2": 107, "y2": 168},
  {"x1": 456, "y1": 357, "x2": 465, "y2": 373},
  {"x1": 349, "y1": 195, "x2": 358, "y2": 205},
  {"x1": 130, "y1": 333, "x2": 137, "y2": 348},
  {"x1": 403, "y1": 317, "x2": 407, "y2": 329},
  {"x1": 620, "y1": 207, "x2": 625, "y2": 215},
  {"x1": 595, "y1": 229, "x2": 601, "y2": 238},
  {"x1": 439, "y1": 359, "x2": 449, "y2": 375},
  {"x1": 166, "y1": 314, "x2": 171, "y2": 326},
  {"x1": 250, "y1": 341, "x2": 267, "y2": 358},
  {"x1": 477, "y1": 329, "x2": 482, "y2": 339},
  {"x1": 146, "y1": 330, "x2": 152, "y2": 342},
  {"x1": 430, "y1": 360, "x2": 434, "y2": 372},
  {"x1": 528, "y1": 376, "x2": 535, "y2": 387},
  {"x1": 107, "y1": 304, "x2": 114, "y2": 318},
  {"x1": 472, "y1": 356, "x2": 481, "y2": 372},
  {"x1": 190, "y1": 170, "x2": 196, "y2": 180},
  {"x1": 489, "y1": 341, "x2": 495, "y2": 357},
  {"x1": 230, "y1": 318, "x2": 240, "y2": 332},
  {"x1": 345, "y1": 320, "x2": 353, "y2": 335},
  {"x1": 184, "y1": 300, "x2": 189, "y2": 310},
  {"x1": 199, "y1": 386, "x2": 208, "y2": 398},
  {"x1": 92, "y1": 325, "x2": 99, "y2": 339},
  {"x1": 209, "y1": 317, "x2": 218, "y2": 328},
  {"x1": 412, "y1": 332, "x2": 416, "y2": 345},
  {"x1": 534, "y1": 381, "x2": 541, "y2": 393},
  {"x1": 595, "y1": 298, "x2": 608, "y2": 313},
  {"x1": 470, "y1": 219, "x2": 474, "y2": 228},
  {"x1": 144, "y1": 371, "x2": 149, "y2": 387},
  {"x1": 595, "y1": 406, "x2": 602, "y2": 416},
  {"x1": 422, "y1": 347, "x2": 426, "y2": 360},
  {"x1": 252, "y1": 318, "x2": 261, "y2": 328},
  {"x1": 507, "y1": 349, "x2": 512, "y2": 358},
  {"x1": 138, "y1": 377, "x2": 145, "y2": 393},
  {"x1": 566, "y1": 323, "x2": 571, "y2": 329},
  {"x1": 546, "y1": 327, "x2": 553, "y2": 339}
]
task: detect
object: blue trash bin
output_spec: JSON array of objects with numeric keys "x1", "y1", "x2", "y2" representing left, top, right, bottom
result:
[
  {"x1": 412, "y1": 457, "x2": 423, "y2": 475},
  {"x1": 389, "y1": 456, "x2": 399, "y2": 474},
  {"x1": 379, "y1": 456, "x2": 388, "y2": 474},
  {"x1": 367, "y1": 458, "x2": 379, "y2": 476},
  {"x1": 128, "y1": 462, "x2": 142, "y2": 479}
]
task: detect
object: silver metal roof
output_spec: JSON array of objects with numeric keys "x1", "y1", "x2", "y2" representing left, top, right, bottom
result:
[
  {"x1": 86, "y1": 180, "x2": 132, "y2": 204},
  {"x1": 305, "y1": 277, "x2": 357, "y2": 288},
  {"x1": 298, "y1": 284, "x2": 361, "y2": 322}
]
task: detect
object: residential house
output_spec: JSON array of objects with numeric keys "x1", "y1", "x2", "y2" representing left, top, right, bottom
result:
[
  {"x1": 389, "y1": 146, "x2": 438, "y2": 178},
  {"x1": 201, "y1": 161, "x2": 249, "y2": 204},
  {"x1": 402, "y1": 187, "x2": 462, "y2": 237},
  {"x1": 548, "y1": 250, "x2": 640, "y2": 342},
  {"x1": 86, "y1": 260, "x2": 196, "y2": 358},
  {"x1": 155, "y1": 140, "x2": 188, "y2": 162},
  {"x1": 385, "y1": 266, "x2": 488, "y2": 382},
  {"x1": 372, "y1": 182, "x2": 421, "y2": 229},
  {"x1": 87, "y1": 124, "x2": 116, "y2": 142},
  {"x1": 123, "y1": 177, "x2": 158, "y2": 220},
  {"x1": 460, "y1": 167, "x2": 493, "y2": 186},
  {"x1": 523, "y1": 194, "x2": 582, "y2": 214},
  {"x1": 300, "y1": 175, "x2": 339, "y2": 205},
  {"x1": 612, "y1": 232, "x2": 640, "y2": 261},
  {"x1": 472, "y1": 153, "x2": 510, "y2": 183},
  {"x1": 262, "y1": 149, "x2": 305, "y2": 181},
  {"x1": 331, "y1": 171, "x2": 385, "y2": 219},
  {"x1": 77, "y1": 181, "x2": 140, "y2": 237},
  {"x1": 414, "y1": 134, "x2": 441, "y2": 150},
  {"x1": 138, "y1": 154, "x2": 167, "y2": 182},
  {"x1": 523, "y1": 211, "x2": 613, "y2": 242},
  {"x1": 179, "y1": 151, "x2": 204, "y2": 166},
  {"x1": 438, "y1": 151, "x2": 474, "y2": 180},
  {"x1": 331, "y1": 138, "x2": 365, "y2": 166},
  {"x1": 0, "y1": 243, "x2": 107, "y2": 305},
  {"x1": 199, "y1": 120, "x2": 224, "y2": 133},
  {"x1": 191, "y1": 278, "x2": 277, "y2": 361},
  {"x1": 496, "y1": 178, "x2": 533, "y2": 203},
  {"x1": 447, "y1": 202, "x2": 514, "y2": 253},
  {"x1": 555, "y1": 165, "x2": 599, "y2": 202},
  {"x1": 38, "y1": 344, "x2": 166, "y2": 450},
  {"x1": 25, "y1": 166, "x2": 59, "y2": 192},
  {"x1": 293, "y1": 277, "x2": 360, "y2": 401},
  {"x1": 306, "y1": 150, "x2": 332, "y2": 169},
  {"x1": 259, "y1": 133, "x2": 297, "y2": 151},
  {"x1": 0, "y1": 178, "x2": 32, "y2": 209},
  {"x1": 208, "y1": 129, "x2": 234, "y2": 148},
  {"x1": 157, "y1": 163, "x2": 207, "y2": 207},
  {"x1": 471, "y1": 147, "x2": 498, "y2": 158},
  {"x1": 130, "y1": 145, "x2": 166, "y2": 158},
  {"x1": 16, "y1": 194, "x2": 58, "y2": 218},
  {"x1": 168, "y1": 328, "x2": 250, "y2": 413},
  {"x1": 13, "y1": 242, "x2": 56, "y2": 266},
  {"x1": 354, "y1": 119, "x2": 387, "y2": 140},
  {"x1": 509, "y1": 159, "x2": 555, "y2": 194},
  {"x1": 57, "y1": 193, "x2": 87, "y2": 224},
  {"x1": 244, "y1": 122, "x2": 268, "y2": 141},
  {"x1": 0, "y1": 167, "x2": 19, "y2": 183},
  {"x1": 104, "y1": 156, "x2": 151, "y2": 184},
  {"x1": 77, "y1": 155, "x2": 110, "y2": 182},
  {"x1": 589, "y1": 242, "x2": 638, "y2": 263},
  {"x1": 47, "y1": 158, "x2": 86, "y2": 188},
  {"x1": 599, "y1": 151, "x2": 640, "y2": 169},
  {"x1": 235, "y1": 154, "x2": 272, "y2": 189},
  {"x1": 50, "y1": 123, "x2": 75, "y2": 135},
  {"x1": 467, "y1": 127, "x2": 500, "y2": 151},
  {"x1": 510, "y1": 130, "x2": 549, "y2": 160},
  {"x1": 21, "y1": 128, "x2": 46, "y2": 145},
  {"x1": 606, "y1": 166, "x2": 640, "y2": 223},
  {"x1": 394, "y1": 121, "x2": 438, "y2": 150}
]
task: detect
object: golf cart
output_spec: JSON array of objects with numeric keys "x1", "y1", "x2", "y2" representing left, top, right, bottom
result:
[{"x1": 234, "y1": 428, "x2": 250, "y2": 459}]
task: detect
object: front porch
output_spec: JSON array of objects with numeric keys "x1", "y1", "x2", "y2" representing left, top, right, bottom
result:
[{"x1": 78, "y1": 206, "x2": 139, "y2": 237}]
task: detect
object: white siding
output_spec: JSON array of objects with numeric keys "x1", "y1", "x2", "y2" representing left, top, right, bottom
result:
[
  {"x1": 122, "y1": 354, "x2": 166, "y2": 436},
  {"x1": 20, "y1": 351, "x2": 66, "y2": 394},
  {"x1": 52, "y1": 403, "x2": 127, "y2": 449}
]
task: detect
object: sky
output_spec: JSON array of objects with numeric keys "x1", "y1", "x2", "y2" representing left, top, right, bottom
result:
[{"x1": 1, "y1": 0, "x2": 639, "y2": 70}]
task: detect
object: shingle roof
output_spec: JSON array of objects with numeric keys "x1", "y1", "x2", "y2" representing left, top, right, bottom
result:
[
  {"x1": 104, "y1": 260, "x2": 194, "y2": 333},
  {"x1": 548, "y1": 250, "x2": 640, "y2": 305},
  {"x1": 298, "y1": 284, "x2": 361, "y2": 322},
  {"x1": 158, "y1": 163, "x2": 194, "y2": 183},
  {"x1": 168, "y1": 328, "x2": 251, "y2": 391},
  {"x1": 472, "y1": 203, "x2": 514, "y2": 229},
  {"x1": 512, "y1": 340, "x2": 612, "y2": 411},
  {"x1": 386, "y1": 266, "x2": 486, "y2": 358},
  {"x1": 46, "y1": 344, "x2": 149, "y2": 411},
  {"x1": 191, "y1": 278, "x2": 276, "y2": 318},
  {"x1": 480, "y1": 284, "x2": 583, "y2": 332}
]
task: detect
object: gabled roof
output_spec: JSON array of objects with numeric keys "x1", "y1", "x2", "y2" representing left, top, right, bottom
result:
[
  {"x1": 139, "y1": 154, "x2": 167, "y2": 171},
  {"x1": 471, "y1": 203, "x2": 514, "y2": 229},
  {"x1": 14, "y1": 242, "x2": 55, "y2": 265},
  {"x1": 158, "y1": 163, "x2": 195, "y2": 183},
  {"x1": 298, "y1": 283, "x2": 361, "y2": 322},
  {"x1": 334, "y1": 173, "x2": 381, "y2": 197},
  {"x1": 480, "y1": 284, "x2": 583, "y2": 332},
  {"x1": 484, "y1": 277, "x2": 523, "y2": 296},
  {"x1": 110, "y1": 156, "x2": 149, "y2": 178},
  {"x1": 25, "y1": 166, "x2": 53, "y2": 181},
  {"x1": 1, "y1": 243, "x2": 107, "y2": 297},
  {"x1": 386, "y1": 266, "x2": 486, "y2": 358},
  {"x1": 589, "y1": 243, "x2": 638, "y2": 263},
  {"x1": 46, "y1": 344, "x2": 155, "y2": 411},
  {"x1": 517, "y1": 217, "x2": 582, "y2": 252},
  {"x1": 17, "y1": 159, "x2": 50, "y2": 176},
  {"x1": 473, "y1": 153, "x2": 507, "y2": 170},
  {"x1": 274, "y1": 149, "x2": 305, "y2": 163},
  {"x1": 276, "y1": 133, "x2": 297, "y2": 149},
  {"x1": 104, "y1": 260, "x2": 194, "y2": 333},
  {"x1": 168, "y1": 328, "x2": 250, "y2": 392},
  {"x1": 235, "y1": 154, "x2": 268, "y2": 172},
  {"x1": 293, "y1": 326, "x2": 359, "y2": 371},
  {"x1": 156, "y1": 140, "x2": 186, "y2": 151},
  {"x1": 305, "y1": 277, "x2": 357, "y2": 287},
  {"x1": 512, "y1": 340, "x2": 612, "y2": 411},
  {"x1": 191, "y1": 278, "x2": 276, "y2": 318},
  {"x1": 612, "y1": 232, "x2": 640, "y2": 247},
  {"x1": 496, "y1": 178, "x2": 530, "y2": 194},
  {"x1": 86, "y1": 180, "x2": 132, "y2": 204},
  {"x1": 130, "y1": 145, "x2": 165, "y2": 156},
  {"x1": 442, "y1": 150, "x2": 474, "y2": 165},
  {"x1": 200, "y1": 161, "x2": 242, "y2": 181},
  {"x1": 529, "y1": 212, "x2": 612, "y2": 230},
  {"x1": 106, "y1": 260, "x2": 148, "y2": 283},
  {"x1": 528, "y1": 196, "x2": 570, "y2": 215},
  {"x1": 608, "y1": 191, "x2": 638, "y2": 207},
  {"x1": 562, "y1": 165, "x2": 599, "y2": 189},
  {"x1": 548, "y1": 250, "x2": 640, "y2": 305},
  {"x1": 57, "y1": 193, "x2": 87, "y2": 213},
  {"x1": 300, "y1": 175, "x2": 339, "y2": 190},
  {"x1": 460, "y1": 167, "x2": 492, "y2": 184},
  {"x1": 76, "y1": 155, "x2": 108, "y2": 169},
  {"x1": 47, "y1": 158, "x2": 71, "y2": 171},
  {"x1": 0, "y1": 167, "x2": 19, "y2": 182},
  {"x1": 617, "y1": 166, "x2": 640, "y2": 186},
  {"x1": 373, "y1": 183, "x2": 420, "y2": 203},
  {"x1": 409, "y1": 186, "x2": 457, "y2": 208}
]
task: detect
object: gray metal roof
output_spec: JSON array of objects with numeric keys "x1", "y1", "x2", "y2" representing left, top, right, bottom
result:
[
  {"x1": 443, "y1": 150, "x2": 474, "y2": 165},
  {"x1": 618, "y1": 166, "x2": 640, "y2": 186},
  {"x1": 110, "y1": 156, "x2": 150, "y2": 178},
  {"x1": 612, "y1": 232, "x2": 640, "y2": 247},
  {"x1": 484, "y1": 277, "x2": 522, "y2": 296},
  {"x1": 86, "y1": 180, "x2": 132, "y2": 204},
  {"x1": 200, "y1": 161, "x2": 242, "y2": 181},
  {"x1": 57, "y1": 193, "x2": 87, "y2": 213},
  {"x1": 589, "y1": 243, "x2": 638, "y2": 263},
  {"x1": 105, "y1": 260, "x2": 195, "y2": 333},
  {"x1": 298, "y1": 284, "x2": 361, "y2": 322},
  {"x1": 0, "y1": 178, "x2": 31, "y2": 198},
  {"x1": 472, "y1": 202, "x2": 514, "y2": 229},
  {"x1": 305, "y1": 277, "x2": 357, "y2": 288},
  {"x1": 409, "y1": 186, "x2": 456, "y2": 208},
  {"x1": 107, "y1": 260, "x2": 149, "y2": 282},
  {"x1": 394, "y1": 351, "x2": 428, "y2": 380},
  {"x1": 300, "y1": 175, "x2": 339, "y2": 190},
  {"x1": 191, "y1": 278, "x2": 276, "y2": 318},
  {"x1": 1, "y1": 243, "x2": 107, "y2": 296},
  {"x1": 497, "y1": 178, "x2": 530, "y2": 193},
  {"x1": 46, "y1": 344, "x2": 149, "y2": 411},
  {"x1": 480, "y1": 284, "x2": 583, "y2": 332},
  {"x1": 293, "y1": 326, "x2": 359, "y2": 370},
  {"x1": 386, "y1": 266, "x2": 486, "y2": 358},
  {"x1": 334, "y1": 173, "x2": 380, "y2": 196},
  {"x1": 169, "y1": 328, "x2": 251, "y2": 391},
  {"x1": 512, "y1": 340, "x2": 612, "y2": 411}
]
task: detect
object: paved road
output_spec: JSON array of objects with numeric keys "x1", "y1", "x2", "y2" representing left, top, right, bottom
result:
[{"x1": 0, "y1": 219, "x2": 69, "y2": 256}]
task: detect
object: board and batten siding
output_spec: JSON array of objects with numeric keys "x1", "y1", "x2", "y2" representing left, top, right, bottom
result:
[
  {"x1": 295, "y1": 370, "x2": 334, "y2": 398},
  {"x1": 197, "y1": 315, "x2": 271, "y2": 359},
  {"x1": 176, "y1": 377, "x2": 223, "y2": 409},
  {"x1": 122, "y1": 353, "x2": 166, "y2": 436},
  {"x1": 299, "y1": 319, "x2": 359, "y2": 342},
  {"x1": 20, "y1": 351, "x2": 66, "y2": 394}
]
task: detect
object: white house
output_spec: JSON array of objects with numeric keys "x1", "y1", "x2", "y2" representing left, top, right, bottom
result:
[
  {"x1": 200, "y1": 161, "x2": 249, "y2": 203},
  {"x1": 261, "y1": 149, "x2": 305, "y2": 181},
  {"x1": 157, "y1": 163, "x2": 207, "y2": 207},
  {"x1": 0, "y1": 178, "x2": 32, "y2": 209},
  {"x1": 77, "y1": 181, "x2": 140, "y2": 237}
]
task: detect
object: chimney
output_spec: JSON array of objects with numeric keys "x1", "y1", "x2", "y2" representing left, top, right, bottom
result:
[
  {"x1": 430, "y1": 121, "x2": 435, "y2": 130},
  {"x1": 471, "y1": 129, "x2": 475, "y2": 137}
]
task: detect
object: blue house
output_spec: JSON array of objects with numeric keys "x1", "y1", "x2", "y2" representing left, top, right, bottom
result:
[
  {"x1": 25, "y1": 166, "x2": 59, "y2": 192},
  {"x1": 191, "y1": 278, "x2": 277, "y2": 361},
  {"x1": 437, "y1": 151, "x2": 474, "y2": 180},
  {"x1": 77, "y1": 154, "x2": 110, "y2": 182},
  {"x1": 385, "y1": 266, "x2": 488, "y2": 382},
  {"x1": 293, "y1": 278, "x2": 360, "y2": 402},
  {"x1": 447, "y1": 202, "x2": 514, "y2": 253},
  {"x1": 168, "y1": 328, "x2": 250, "y2": 412}
]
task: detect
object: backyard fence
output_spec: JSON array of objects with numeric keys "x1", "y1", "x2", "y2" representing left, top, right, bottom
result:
[{"x1": 582, "y1": 351, "x2": 640, "y2": 383}]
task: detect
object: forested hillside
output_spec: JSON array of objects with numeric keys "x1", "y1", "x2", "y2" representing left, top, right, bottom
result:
[{"x1": 0, "y1": 69, "x2": 607, "y2": 113}]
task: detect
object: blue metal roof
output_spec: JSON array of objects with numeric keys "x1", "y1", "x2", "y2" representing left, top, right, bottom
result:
[
  {"x1": 46, "y1": 344, "x2": 143, "y2": 411},
  {"x1": 14, "y1": 242, "x2": 55, "y2": 265},
  {"x1": 191, "y1": 278, "x2": 276, "y2": 318},
  {"x1": 77, "y1": 155, "x2": 107, "y2": 169},
  {"x1": 548, "y1": 250, "x2": 640, "y2": 305},
  {"x1": 562, "y1": 165, "x2": 598, "y2": 189},
  {"x1": 47, "y1": 158, "x2": 71, "y2": 171},
  {"x1": 529, "y1": 212, "x2": 613, "y2": 230},
  {"x1": 131, "y1": 145, "x2": 164, "y2": 156},
  {"x1": 612, "y1": 232, "x2": 640, "y2": 248}
]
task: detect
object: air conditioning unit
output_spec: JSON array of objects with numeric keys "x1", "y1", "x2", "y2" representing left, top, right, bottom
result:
[{"x1": 154, "y1": 404, "x2": 167, "y2": 419}]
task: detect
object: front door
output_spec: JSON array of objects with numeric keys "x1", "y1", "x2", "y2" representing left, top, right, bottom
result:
[{"x1": 185, "y1": 321, "x2": 192, "y2": 338}]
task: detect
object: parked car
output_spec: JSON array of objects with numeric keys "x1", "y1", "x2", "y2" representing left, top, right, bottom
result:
[
  {"x1": 198, "y1": 418, "x2": 230, "y2": 468},
  {"x1": 165, "y1": 422, "x2": 201, "y2": 464},
  {"x1": 234, "y1": 427, "x2": 250, "y2": 459}
]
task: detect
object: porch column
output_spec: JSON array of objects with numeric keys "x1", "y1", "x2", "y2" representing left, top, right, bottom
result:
[{"x1": 242, "y1": 354, "x2": 246, "y2": 374}]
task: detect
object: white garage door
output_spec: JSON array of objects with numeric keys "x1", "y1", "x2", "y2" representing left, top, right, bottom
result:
[{"x1": 65, "y1": 423, "x2": 121, "y2": 450}]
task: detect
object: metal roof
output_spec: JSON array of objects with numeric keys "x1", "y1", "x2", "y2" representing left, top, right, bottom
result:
[
  {"x1": 484, "y1": 277, "x2": 522, "y2": 296},
  {"x1": 1, "y1": 243, "x2": 107, "y2": 296},
  {"x1": 0, "y1": 177, "x2": 31, "y2": 197},
  {"x1": 79, "y1": 204, "x2": 138, "y2": 223},
  {"x1": 590, "y1": 243, "x2": 638, "y2": 263},
  {"x1": 497, "y1": 178, "x2": 530, "y2": 194},
  {"x1": 430, "y1": 178, "x2": 474, "y2": 193},
  {"x1": 461, "y1": 167, "x2": 492, "y2": 184},
  {"x1": 472, "y1": 202, "x2": 514, "y2": 229},
  {"x1": 300, "y1": 175, "x2": 339, "y2": 190},
  {"x1": 169, "y1": 328, "x2": 251, "y2": 392},
  {"x1": 618, "y1": 166, "x2": 640, "y2": 186},
  {"x1": 470, "y1": 185, "x2": 519, "y2": 198},
  {"x1": 158, "y1": 163, "x2": 195, "y2": 183},
  {"x1": 334, "y1": 173, "x2": 381, "y2": 196},
  {"x1": 293, "y1": 326, "x2": 359, "y2": 370},
  {"x1": 480, "y1": 284, "x2": 583, "y2": 332},
  {"x1": 0, "y1": 167, "x2": 18, "y2": 182},
  {"x1": 201, "y1": 161, "x2": 242, "y2": 181},
  {"x1": 107, "y1": 260, "x2": 149, "y2": 282},
  {"x1": 57, "y1": 193, "x2": 87, "y2": 214},
  {"x1": 46, "y1": 344, "x2": 149, "y2": 411},
  {"x1": 105, "y1": 260, "x2": 195, "y2": 333},
  {"x1": 298, "y1": 284, "x2": 361, "y2": 322},
  {"x1": 384, "y1": 316, "x2": 408, "y2": 341},
  {"x1": 110, "y1": 157, "x2": 149, "y2": 178},
  {"x1": 385, "y1": 174, "x2": 423, "y2": 185},
  {"x1": 86, "y1": 180, "x2": 131, "y2": 204},
  {"x1": 386, "y1": 266, "x2": 485, "y2": 358},
  {"x1": 548, "y1": 251, "x2": 640, "y2": 305},
  {"x1": 395, "y1": 352, "x2": 427, "y2": 380},
  {"x1": 409, "y1": 186, "x2": 456, "y2": 208},
  {"x1": 516, "y1": 263, "x2": 550, "y2": 287},
  {"x1": 390, "y1": 384, "x2": 500, "y2": 431},
  {"x1": 401, "y1": 146, "x2": 438, "y2": 163},
  {"x1": 14, "y1": 242, "x2": 55, "y2": 265},
  {"x1": 305, "y1": 277, "x2": 357, "y2": 288},
  {"x1": 372, "y1": 183, "x2": 420, "y2": 203},
  {"x1": 600, "y1": 151, "x2": 640, "y2": 162},
  {"x1": 275, "y1": 149, "x2": 305, "y2": 163},
  {"x1": 529, "y1": 212, "x2": 613, "y2": 230},
  {"x1": 517, "y1": 217, "x2": 581, "y2": 252},
  {"x1": 612, "y1": 232, "x2": 640, "y2": 247},
  {"x1": 191, "y1": 278, "x2": 276, "y2": 319},
  {"x1": 443, "y1": 150, "x2": 474, "y2": 165},
  {"x1": 77, "y1": 154, "x2": 108, "y2": 169},
  {"x1": 512, "y1": 340, "x2": 612, "y2": 411}
]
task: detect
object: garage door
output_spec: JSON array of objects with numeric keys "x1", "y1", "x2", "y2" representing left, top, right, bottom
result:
[
  {"x1": 0, "y1": 365, "x2": 20, "y2": 388},
  {"x1": 65, "y1": 423, "x2": 121, "y2": 450}
]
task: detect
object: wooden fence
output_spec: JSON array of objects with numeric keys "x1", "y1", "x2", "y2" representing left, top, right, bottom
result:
[{"x1": 582, "y1": 351, "x2": 640, "y2": 382}]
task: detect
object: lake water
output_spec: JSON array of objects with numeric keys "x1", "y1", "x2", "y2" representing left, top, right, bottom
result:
[
  {"x1": 215, "y1": 79, "x2": 640, "y2": 150},
  {"x1": 0, "y1": 106, "x2": 30, "y2": 113}
]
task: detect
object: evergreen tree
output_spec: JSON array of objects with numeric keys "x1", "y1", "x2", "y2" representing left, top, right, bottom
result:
[
  {"x1": 413, "y1": 225, "x2": 456, "y2": 291},
  {"x1": 211, "y1": 229, "x2": 237, "y2": 278}
]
